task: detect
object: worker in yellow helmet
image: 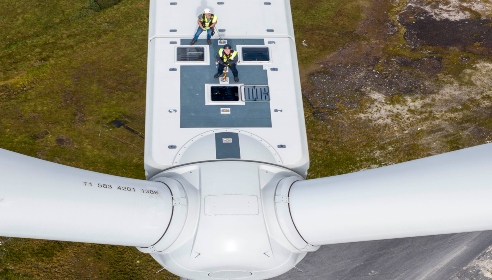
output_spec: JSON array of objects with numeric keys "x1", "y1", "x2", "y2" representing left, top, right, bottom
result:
[
  {"x1": 214, "y1": 44, "x2": 239, "y2": 82},
  {"x1": 190, "y1": 8, "x2": 218, "y2": 45}
]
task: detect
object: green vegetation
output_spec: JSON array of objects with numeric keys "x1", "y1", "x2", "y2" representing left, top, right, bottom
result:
[
  {"x1": 0, "y1": 0, "x2": 172, "y2": 278},
  {"x1": 89, "y1": 0, "x2": 124, "y2": 12},
  {"x1": 291, "y1": 0, "x2": 361, "y2": 67},
  {"x1": 0, "y1": 237, "x2": 171, "y2": 279},
  {"x1": 0, "y1": 0, "x2": 148, "y2": 178},
  {"x1": 303, "y1": 0, "x2": 492, "y2": 178}
]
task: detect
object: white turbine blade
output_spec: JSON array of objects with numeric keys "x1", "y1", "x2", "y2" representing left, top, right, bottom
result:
[
  {"x1": 0, "y1": 148, "x2": 173, "y2": 247},
  {"x1": 289, "y1": 143, "x2": 492, "y2": 246}
]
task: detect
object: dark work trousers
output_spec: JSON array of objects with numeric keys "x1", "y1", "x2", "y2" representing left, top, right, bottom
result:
[{"x1": 217, "y1": 63, "x2": 238, "y2": 77}]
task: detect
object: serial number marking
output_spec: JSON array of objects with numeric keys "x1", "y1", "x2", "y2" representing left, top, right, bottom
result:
[
  {"x1": 98, "y1": 183, "x2": 112, "y2": 189},
  {"x1": 83, "y1": 182, "x2": 112, "y2": 189},
  {"x1": 117, "y1": 186, "x2": 136, "y2": 192},
  {"x1": 142, "y1": 189, "x2": 159, "y2": 195},
  {"x1": 82, "y1": 182, "x2": 160, "y2": 196}
]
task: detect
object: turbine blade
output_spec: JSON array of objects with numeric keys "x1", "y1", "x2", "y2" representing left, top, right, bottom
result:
[
  {"x1": 0, "y1": 149, "x2": 173, "y2": 247},
  {"x1": 289, "y1": 143, "x2": 492, "y2": 246}
]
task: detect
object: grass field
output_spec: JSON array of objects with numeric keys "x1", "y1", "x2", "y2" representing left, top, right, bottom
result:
[{"x1": 1, "y1": 0, "x2": 491, "y2": 278}]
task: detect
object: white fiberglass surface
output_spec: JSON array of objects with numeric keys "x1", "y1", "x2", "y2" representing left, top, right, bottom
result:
[
  {"x1": 288, "y1": 143, "x2": 492, "y2": 245},
  {"x1": 0, "y1": 149, "x2": 173, "y2": 247}
]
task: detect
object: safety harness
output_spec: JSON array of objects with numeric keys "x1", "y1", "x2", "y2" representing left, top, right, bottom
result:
[
  {"x1": 219, "y1": 49, "x2": 238, "y2": 63},
  {"x1": 201, "y1": 13, "x2": 215, "y2": 28}
]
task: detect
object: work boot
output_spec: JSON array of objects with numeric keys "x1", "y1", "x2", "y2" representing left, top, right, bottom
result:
[
  {"x1": 190, "y1": 39, "x2": 196, "y2": 45},
  {"x1": 214, "y1": 73, "x2": 221, "y2": 78},
  {"x1": 207, "y1": 39, "x2": 212, "y2": 45},
  {"x1": 234, "y1": 76, "x2": 239, "y2": 82}
]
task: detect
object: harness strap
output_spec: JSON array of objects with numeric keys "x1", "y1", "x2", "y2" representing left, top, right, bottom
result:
[
  {"x1": 201, "y1": 14, "x2": 215, "y2": 27},
  {"x1": 219, "y1": 49, "x2": 237, "y2": 63}
]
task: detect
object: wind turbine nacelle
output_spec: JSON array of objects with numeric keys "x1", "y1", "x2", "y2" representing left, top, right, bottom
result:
[{"x1": 138, "y1": 161, "x2": 318, "y2": 280}]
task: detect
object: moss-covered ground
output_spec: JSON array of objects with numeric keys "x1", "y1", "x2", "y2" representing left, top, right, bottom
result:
[{"x1": 1, "y1": 0, "x2": 491, "y2": 278}]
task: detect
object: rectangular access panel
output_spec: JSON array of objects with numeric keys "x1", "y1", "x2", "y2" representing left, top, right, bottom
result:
[
  {"x1": 204, "y1": 195, "x2": 259, "y2": 215},
  {"x1": 242, "y1": 47, "x2": 270, "y2": 61},
  {"x1": 215, "y1": 132, "x2": 240, "y2": 159},
  {"x1": 211, "y1": 86, "x2": 240, "y2": 101},
  {"x1": 177, "y1": 47, "x2": 205, "y2": 61}
]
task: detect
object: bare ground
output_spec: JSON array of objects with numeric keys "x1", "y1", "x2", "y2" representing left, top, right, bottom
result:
[
  {"x1": 303, "y1": 1, "x2": 492, "y2": 278},
  {"x1": 304, "y1": 0, "x2": 492, "y2": 169}
]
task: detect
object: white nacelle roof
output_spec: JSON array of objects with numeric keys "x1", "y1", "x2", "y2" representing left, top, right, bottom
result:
[
  {"x1": 149, "y1": 0, "x2": 295, "y2": 39},
  {"x1": 144, "y1": 0, "x2": 309, "y2": 178}
]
